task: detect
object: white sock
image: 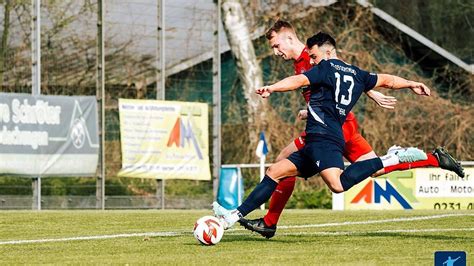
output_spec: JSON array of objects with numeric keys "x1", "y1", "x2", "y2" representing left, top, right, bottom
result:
[
  {"x1": 227, "y1": 211, "x2": 241, "y2": 224},
  {"x1": 380, "y1": 154, "x2": 400, "y2": 168}
]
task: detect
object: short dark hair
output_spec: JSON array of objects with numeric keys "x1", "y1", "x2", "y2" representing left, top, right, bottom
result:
[
  {"x1": 306, "y1": 32, "x2": 336, "y2": 49},
  {"x1": 265, "y1": 20, "x2": 294, "y2": 40}
]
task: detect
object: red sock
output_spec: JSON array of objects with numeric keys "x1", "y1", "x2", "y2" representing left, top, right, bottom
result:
[
  {"x1": 263, "y1": 176, "x2": 296, "y2": 226},
  {"x1": 383, "y1": 153, "x2": 439, "y2": 174}
]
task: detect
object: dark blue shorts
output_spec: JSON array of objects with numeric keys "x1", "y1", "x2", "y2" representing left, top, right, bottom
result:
[{"x1": 287, "y1": 141, "x2": 345, "y2": 178}]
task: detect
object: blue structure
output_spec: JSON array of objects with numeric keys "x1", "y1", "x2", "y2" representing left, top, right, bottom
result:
[{"x1": 217, "y1": 167, "x2": 243, "y2": 210}]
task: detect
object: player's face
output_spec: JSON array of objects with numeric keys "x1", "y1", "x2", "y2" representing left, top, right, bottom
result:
[
  {"x1": 268, "y1": 31, "x2": 293, "y2": 60},
  {"x1": 308, "y1": 45, "x2": 326, "y2": 65}
]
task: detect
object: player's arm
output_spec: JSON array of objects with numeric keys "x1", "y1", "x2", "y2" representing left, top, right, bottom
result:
[
  {"x1": 365, "y1": 90, "x2": 397, "y2": 109},
  {"x1": 256, "y1": 74, "x2": 309, "y2": 98},
  {"x1": 375, "y1": 74, "x2": 431, "y2": 96}
]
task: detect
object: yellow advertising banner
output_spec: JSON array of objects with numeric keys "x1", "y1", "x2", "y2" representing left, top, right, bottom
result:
[
  {"x1": 343, "y1": 168, "x2": 473, "y2": 210},
  {"x1": 117, "y1": 99, "x2": 211, "y2": 180}
]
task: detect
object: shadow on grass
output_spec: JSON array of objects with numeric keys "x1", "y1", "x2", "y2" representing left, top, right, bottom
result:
[
  {"x1": 360, "y1": 232, "x2": 472, "y2": 241},
  {"x1": 221, "y1": 236, "x2": 280, "y2": 243},
  {"x1": 214, "y1": 231, "x2": 473, "y2": 244},
  {"x1": 183, "y1": 234, "x2": 291, "y2": 245},
  {"x1": 150, "y1": 229, "x2": 473, "y2": 245}
]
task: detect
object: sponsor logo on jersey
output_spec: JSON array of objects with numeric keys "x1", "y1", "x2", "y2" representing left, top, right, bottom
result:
[{"x1": 335, "y1": 104, "x2": 346, "y2": 116}]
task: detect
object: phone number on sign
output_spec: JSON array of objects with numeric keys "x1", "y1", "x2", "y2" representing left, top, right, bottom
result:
[{"x1": 433, "y1": 202, "x2": 474, "y2": 210}]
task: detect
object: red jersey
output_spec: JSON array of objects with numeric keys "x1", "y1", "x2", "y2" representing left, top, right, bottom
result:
[
  {"x1": 293, "y1": 48, "x2": 312, "y2": 103},
  {"x1": 293, "y1": 48, "x2": 355, "y2": 122}
]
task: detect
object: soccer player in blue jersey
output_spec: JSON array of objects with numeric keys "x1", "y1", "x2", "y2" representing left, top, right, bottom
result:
[{"x1": 213, "y1": 32, "x2": 448, "y2": 229}]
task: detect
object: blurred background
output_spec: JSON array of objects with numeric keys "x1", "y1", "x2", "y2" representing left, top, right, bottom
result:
[{"x1": 0, "y1": 0, "x2": 472, "y2": 209}]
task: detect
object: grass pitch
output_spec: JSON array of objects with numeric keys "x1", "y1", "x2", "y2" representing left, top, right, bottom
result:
[{"x1": 0, "y1": 210, "x2": 472, "y2": 265}]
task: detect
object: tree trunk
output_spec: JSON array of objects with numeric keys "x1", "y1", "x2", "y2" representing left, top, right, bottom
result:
[
  {"x1": 221, "y1": 0, "x2": 265, "y2": 125},
  {"x1": 0, "y1": 0, "x2": 12, "y2": 87}
]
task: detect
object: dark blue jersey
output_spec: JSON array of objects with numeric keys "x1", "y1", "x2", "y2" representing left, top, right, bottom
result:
[{"x1": 302, "y1": 59, "x2": 378, "y2": 144}]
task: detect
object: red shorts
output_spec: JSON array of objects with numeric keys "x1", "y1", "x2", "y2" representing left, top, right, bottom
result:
[{"x1": 293, "y1": 118, "x2": 373, "y2": 163}]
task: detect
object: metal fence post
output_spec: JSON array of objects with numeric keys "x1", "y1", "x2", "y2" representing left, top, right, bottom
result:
[
  {"x1": 157, "y1": 0, "x2": 165, "y2": 100},
  {"x1": 156, "y1": 0, "x2": 166, "y2": 209},
  {"x1": 212, "y1": 0, "x2": 222, "y2": 200},
  {"x1": 31, "y1": 0, "x2": 41, "y2": 211},
  {"x1": 96, "y1": 0, "x2": 105, "y2": 210}
]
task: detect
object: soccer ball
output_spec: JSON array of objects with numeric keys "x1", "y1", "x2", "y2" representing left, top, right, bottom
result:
[{"x1": 193, "y1": 215, "x2": 224, "y2": 245}]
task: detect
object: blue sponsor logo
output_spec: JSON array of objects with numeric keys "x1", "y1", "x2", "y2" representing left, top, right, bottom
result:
[{"x1": 434, "y1": 251, "x2": 466, "y2": 266}]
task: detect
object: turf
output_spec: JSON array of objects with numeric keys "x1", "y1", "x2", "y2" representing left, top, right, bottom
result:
[{"x1": 0, "y1": 210, "x2": 472, "y2": 265}]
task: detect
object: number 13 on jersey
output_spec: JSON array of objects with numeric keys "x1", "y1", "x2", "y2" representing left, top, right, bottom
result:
[{"x1": 334, "y1": 72, "x2": 354, "y2": 106}]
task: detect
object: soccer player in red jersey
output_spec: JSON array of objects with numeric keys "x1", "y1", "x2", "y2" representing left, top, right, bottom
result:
[{"x1": 237, "y1": 20, "x2": 463, "y2": 239}]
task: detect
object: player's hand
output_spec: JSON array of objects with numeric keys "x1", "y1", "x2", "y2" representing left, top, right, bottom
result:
[
  {"x1": 255, "y1": 86, "x2": 272, "y2": 98},
  {"x1": 366, "y1": 90, "x2": 397, "y2": 109},
  {"x1": 297, "y1": 109, "x2": 308, "y2": 120},
  {"x1": 410, "y1": 82, "x2": 431, "y2": 96}
]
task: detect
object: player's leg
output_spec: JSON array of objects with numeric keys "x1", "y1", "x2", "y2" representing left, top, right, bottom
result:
[
  {"x1": 320, "y1": 167, "x2": 344, "y2": 192},
  {"x1": 326, "y1": 143, "x2": 428, "y2": 193},
  {"x1": 339, "y1": 146, "x2": 429, "y2": 191},
  {"x1": 374, "y1": 146, "x2": 437, "y2": 176},
  {"x1": 321, "y1": 157, "x2": 385, "y2": 193},
  {"x1": 322, "y1": 157, "x2": 392, "y2": 193},
  {"x1": 213, "y1": 151, "x2": 314, "y2": 229},
  {"x1": 343, "y1": 133, "x2": 384, "y2": 179},
  {"x1": 344, "y1": 131, "x2": 463, "y2": 178},
  {"x1": 239, "y1": 135, "x2": 305, "y2": 238},
  {"x1": 235, "y1": 159, "x2": 300, "y2": 218},
  {"x1": 376, "y1": 146, "x2": 464, "y2": 178},
  {"x1": 342, "y1": 115, "x2": 380, "y2": 164},
  {"x1": 303, "y1": 140, "x2": 393, "y2": 194},
  {"x1": 354, "y1": 151, "x2": 378, "y2": 161},
  {"x1": 237, "y1": 141, "x2": 298, "y2": 238},
  {"x1": 300, "y1": 140, "x2": 345, "y2": 192},
  {"x1": 264, "y1": 140, "x2": 299, "y2": 226},
  {"x1": 343, "y1": 132, "x2": 377, "y2": 164},
  {"x1": 213, "y1": 158, "x2": 298, "y2": 229},
  {"x1": 214, "y1": 144, "x2": 426, "y2": 228}
]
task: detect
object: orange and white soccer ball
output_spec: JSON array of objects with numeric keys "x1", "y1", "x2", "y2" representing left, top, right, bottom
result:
[{"x1": 193, "y1": 215, "x2": 224, "y2": 245}]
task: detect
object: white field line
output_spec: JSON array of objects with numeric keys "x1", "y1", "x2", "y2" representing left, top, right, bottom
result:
[
  {"x1": 0, "y1": 232, "x2": 182, "y2": 245},
  {"x1": 1, "y1": 213, "x2": 473, "y2": 245},
  {"x1": 275, "y1": 213, "x2": 474, "y2": 230},
  {"x1": 226, "y1": 227, "x2": 474, "y2": 236}
]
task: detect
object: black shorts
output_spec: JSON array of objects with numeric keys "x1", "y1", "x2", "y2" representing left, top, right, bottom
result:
[{"x1": 287, "y1": 140, "x2": 345, "y2": 178}]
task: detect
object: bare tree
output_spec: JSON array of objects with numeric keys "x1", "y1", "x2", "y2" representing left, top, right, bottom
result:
[
  {"x1": 221, "y1": 0, "x2": 265, "y2": 127},
  {"x1": 0, "y1": 0, "x2": 12, "y2": 86}
]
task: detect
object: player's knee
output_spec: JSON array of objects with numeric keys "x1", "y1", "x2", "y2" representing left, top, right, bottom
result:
[
  {"x1": 266, "y1": 164, "x2": 288, "y2": 180},
  {"x1": 327, "y1": 183, "x2": 344, "y2": 193},
  {"x1": 355, "y1": 151, "x2": 378, "y2": 162},
  {"x1": 372, "y1": 169, "x2": 384, "y2": 177},
  {"x1": 266, "y1": 164, "x2": 279, "y2": 177}
]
